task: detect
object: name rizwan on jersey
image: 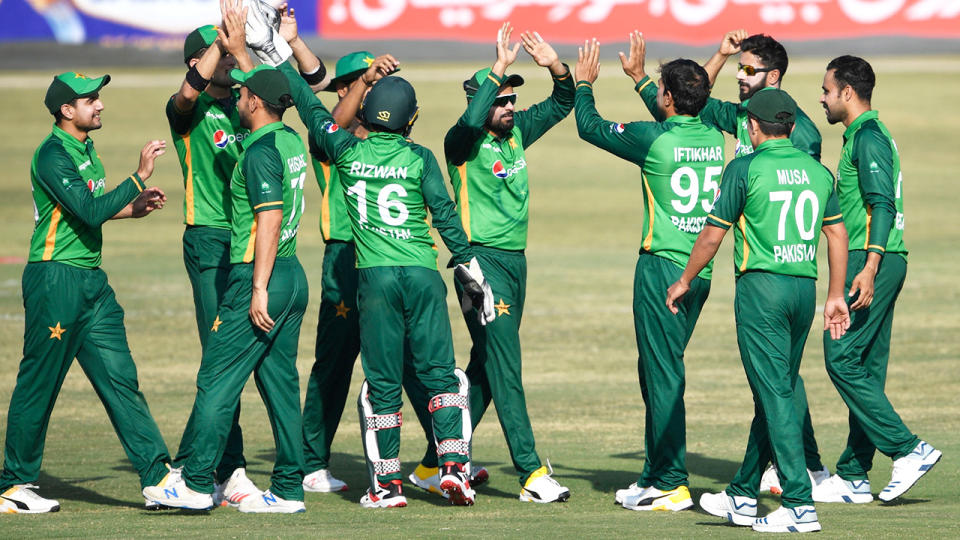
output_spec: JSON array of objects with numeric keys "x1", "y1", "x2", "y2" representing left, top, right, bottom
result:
[{"x1": 349, "y1": 161, "x2": 409, "y2": 180}]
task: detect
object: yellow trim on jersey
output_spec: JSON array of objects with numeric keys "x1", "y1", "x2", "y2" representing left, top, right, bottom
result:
[
  {"x1": 320, "y1": 161, "x2": 332, "y2": 241},
  {"x1": 457, "y1": 164, "x2": 471, "y2": 241},
  {"x1": 127, "y1": 175, "x2": 143, "y2": 192},
  {"x1": 823, "y1": 214, "x2": 843, "y2": 222},
  {"x1": 636, "y1": 79, "x2": 654, "y2": 94},
  {"x1": 184, "y1": 133, "x2": 195, "y2": 225},
  {"x1": 738, "y1": 215, "x2": 750, "y2": 273},
  {"x1": 867, "y1": 244, "x2": 886, "y2": 252},
  {"x1": 253, "y1": 201, "x2": 282, "y2": 210},
  {"x1": 707, "y1": 214, "x2": 732, "y2": 227},
  {"x1": 863, "y1": 205, "x2": 872, "y2": 250},
  {"x1": 487, "y1": 74, "x2": 501, "y2": 86},
  {"x1": 42, "y1": 204, "x2": 62, "y2": 260},
  {"x1": 554, "y1": 71, "x2": 571, "y2": 81},
  {"x1": 242, "y1": 220, "x2": 257, "y2": 263},
  {"x1": 576, "y1": 82, "x2": 592, "y2": 89},
  {"x1": 641, "y1": 172, "x2": 655, "y2": 251}
]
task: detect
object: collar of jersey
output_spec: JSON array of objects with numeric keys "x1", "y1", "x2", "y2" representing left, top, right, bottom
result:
[
  {"x1": 242, "y1": 121, "x2": 284, "y2": 150},
  {"x1": 755, "y1": 138, "x2": 793, "y2": 152},
  {"x1": 843, "y1": 109, "x2": 879, "y2": 139},
  {"x1": 665, "y1": 115, "x2": 699, "y2": 124},
  {"x1": 51, "y1": 123, "x2": 91, "y2": 153}
]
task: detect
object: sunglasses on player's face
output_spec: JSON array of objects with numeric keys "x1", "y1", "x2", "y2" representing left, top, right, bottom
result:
[
  {"x1": 738, "y1": 63, "x2": 773, "y2": 76},
  {"x1": 493, "y1": 93, "x2": 517, "y2": 107}
]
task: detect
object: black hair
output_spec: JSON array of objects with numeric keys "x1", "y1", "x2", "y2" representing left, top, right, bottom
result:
[
  {"x1": 741, "y1": 34, "x2": 789, "y2": 78},
  {"x1": 260, "y1": 94, "x2": 293, "y2": 120},
  {"x1": 826, "y1": 55, "x2": 875, "y2": 103},
  {"x1": 658, "y1": 59, "x2": 710, "y2": 116},
  {"x1": 747, "y1": 112, "x2": 793, "y2": 137},
  {"x1": 53, "y1": 98, "x2": 78, "y2": 122}
]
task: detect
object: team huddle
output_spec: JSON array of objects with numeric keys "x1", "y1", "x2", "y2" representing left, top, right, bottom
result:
[{"x1": 0, "y1": 0, "x2": 941, "y2": 532}]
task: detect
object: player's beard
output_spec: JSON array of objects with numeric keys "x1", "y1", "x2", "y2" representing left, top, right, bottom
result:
[
  {"x1": 238, "y1": 105, "x2": 252, "y2": 130},
  {"x1": 486, "y1": 107, "x2": 514, "y2": 137},
  {"x1": 823, "y1": 102, "x2": 845, "y2": 125},
  {"x1": 739, "y1": 79, "x2": 765, "y2": 101}
]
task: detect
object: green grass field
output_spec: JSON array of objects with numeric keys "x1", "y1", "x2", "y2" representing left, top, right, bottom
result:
[{"x1": 0, "y1": 55, "x2": 958, "y2": 538}]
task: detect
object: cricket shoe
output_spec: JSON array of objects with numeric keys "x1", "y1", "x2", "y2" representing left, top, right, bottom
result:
[
  {"x1": 144, "y1": 498, "x2": 174, "y2": 510},
  {"x1": 752, "y1": 505, "x2": 821, "y2": 533},
  {"x1": 0, "y1": 484, "x2": 60, "y2": 513},
  {"x1": 879, "y1": 440, "x2": 942, "y2": 502},
  {"x1": 439, "y1": 462, "x2": 476, "y2": 506},
  {"x1": 214, "y1": 467, "x2": 261, "y2": 507},
  {"x1": 519, "y1": 463, "x2": 570, "y2": 503},
  {"x1": 408, "y1": 464, "x2": 445, "y2": 498},
  {"x1": 302, "y1": 468, "x2": 348, "y2": 493},
  {"x1": 614, "y1": 482, "x2": 648, "y2": 505},
  {"x1": 238, "y1": 490, "x2": 305, "y2": 513},
  {"x1": 698, "y1": 490, "x2": 756, "y2": 526},
  {"x1": 470, "y1": 466, "x2": 489, "y2": 488},
  {"x1": 760, "y1": 464, "x2": 831, "y2": 495},
  {"x1": 621, "y1": 485, "x2": 693, "y2": 512},
  {"x1": 360, "y1": 480, "x2": 407, "y2": 508},
  {"x1": 142, "y1": 472, "x2": 214, "y2": 510},
  {"x1": 812, "y1": 474, "x2": 872, "y2": 503}
]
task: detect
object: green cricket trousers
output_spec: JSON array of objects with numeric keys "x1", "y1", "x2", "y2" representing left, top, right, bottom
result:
[
  {"x1": 0, "y1": 262, "x2": 170, "y2": 491},
  {"x1": 633, "y1": 252, "x2": 710, "y2": 490},
  {"x1": 823, "y1": 251, "x2": 917, "y2": 480},
  {"x1": 179, "y1": 225, "x2": 245, "y2": 484},
  {"x1": 726, "y1": 272, "x2": 815, "y2": 508},
  {"x1": 180, "y1": 257, "x2": 308, "y2": 501}
]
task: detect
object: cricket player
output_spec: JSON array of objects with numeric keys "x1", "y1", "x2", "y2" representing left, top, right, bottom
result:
[
  {"x1": 814, "y1": 55, "x2": 940, "y2": 504},
  {"x1": 143, "y1": 12, "x2": 310, "y2": 513},
  {"x1": 666, "y1": 89, "x2": 850, "y2": 533},
  {"x1": 0, "y1": 71, "x2": 170, "y2": 513},
  {"x1": 628, "y1": 29, "x2": 830, "y2": 492},
  {"x1": 443, "y1": 22, "x2": 573, "y2": 504},
  {"x1": 574, "y1": 39, "x2": 724, "y2": 512}
]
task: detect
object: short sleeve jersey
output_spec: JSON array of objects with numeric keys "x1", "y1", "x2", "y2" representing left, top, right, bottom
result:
[
  {"x1": 229, "y1": 122, "x2": 307, "y2": 264},
  {"x1": 28, "y1": 125, "x2": 145, "y2": 268},
  {"x1": 166, "y1": 90, "x2": 249, "y2": 228},
  {"x1": 444, "y1": 68, "x2": 575, "y2": 250},
  {"x1": 574, "y1": 81, "x2": 725, "y2": 279},
  {"x1": 835, "y1": 110, "x2": 906, "y2": 257},
  {"x1": 707, "y1": 138, "x2": 843, "y2": 278},
  {"x1": 637, "y1": 78, "x2": 822, "y2": 161},
  {"x1": 308, "y1": 136, "x2": 353, "y2": 242}
]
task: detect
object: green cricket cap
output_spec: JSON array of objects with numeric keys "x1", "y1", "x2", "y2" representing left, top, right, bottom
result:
[
  {"x1": 325, "y1": 51, "x2": 400, "y2": 92},
  {"x1": 463, "y1": 67, "x2": 523, "y2": 98},
  {"x1": 183, "y1": 25, "x2": 219, "y2": 62},
  {"x1": 229, "y1": 65, "x2": 292, "y2": 108},
  {"x1": 44, "y1": 71, "x2": 111, "y2": 115},
  {"x1": 746, "y1": 88, "x2": 797, "y2": 124},
  {"x1": 361, "y1": 76, "x2": 418, "y2": 131}
]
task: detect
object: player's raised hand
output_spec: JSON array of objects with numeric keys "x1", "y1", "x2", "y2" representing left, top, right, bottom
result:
[
  {"x1": 250, "y1": 288, "x2": 275, "y2": 332},
  {"x1": 718, "y1": 29, "x2": 748, "y2": 56},
  {"x1": 520, "y1": 31, "x2": 560, "y2": 71},
  {"x1": 823, "y1": 295, "x2": 851, "y2": 340},
  {"x1": 136, "y1": 139, "x2": 166, "y2": 181},
  {"x1": 848, "y1": 265, "x2": 876, "y2": 310},
  {"x1": 575, "y1": 38, "x2": 600, "y2": 84},
  {"x1": 361, "y1": 54, "x2": 400, "y2": 85},
  {"x1": 218, "y1": 0, "x2": 249, "y2": 58},
  {"x1": 665, "y1": 278, "x2": 689, "y2": 315},
  {"x1": 619, "y1": 30, "x2": 646, "y2": 84},
  {"x1": 493, "y1": 22, "x2": 520, "y2": 74},
  {"x1": 278, "y1": 2, "x2": 297, "y2": 43}
]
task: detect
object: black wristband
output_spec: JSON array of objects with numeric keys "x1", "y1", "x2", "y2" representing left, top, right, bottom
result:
[
  {"x1": 186, "y1": 65, "x2": 211, "y2": 93},
  {"x1": 300, "y1": 58, "x2": 327, "y2": 85}
]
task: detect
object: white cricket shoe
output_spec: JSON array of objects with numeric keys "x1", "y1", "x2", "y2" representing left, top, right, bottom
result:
[
  {"x1": 760, "y1": 464, "x2": 830, "y2": 495},
  {"x1": 621, "y1": 485, "x2": 693, "y2": 512},
  {"x1": 214, "y1": 467, "x2": 261, "y2": 507},
  {"x1": 142, "y1": 473, "x2": 214, "y2": 510},
  {"x1": 812, "y1": 474, "x2": 872, "y2": 503},
  {"x1": 302, "y1": 468, "x2": 348, "y2": 493},
  {"x1": 237, "y1": 490, "x2": 305, "y2": 513},
  {"x1": 0, "y1": 484, "x2": 60, "y2": 513},
  {"x1": 360, "y1": 480, "x2": 407, "y2": 508},
  {"x1": 614, "y1": 482, "x2": 648, "y2": 505},
  {"x1": 519, "y1": 463, "x2": 570, "y2": 503},
  {"x1": 698, "y1": 490, "x2": 756, "y2": 526},
  {"x1": 439, "y1": 462, "x2": 476, "y2": 506},
  {"x1": 408, "y1": 464, "x2": 446, "y2": 498},
  {"x1": 879, "y1": 440, "x2": 942, "y2": 502},
  {"x1": 752, "y1": 505, "x2": 822, "y2": 533}
]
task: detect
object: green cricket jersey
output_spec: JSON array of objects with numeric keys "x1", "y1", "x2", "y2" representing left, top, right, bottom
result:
[
  {"x1": 575, "y1": 81, "x2": 724, "y2": 279},
  {"x1": 707, "y1": 138, "x2": 842, "y2": 278},
  {"x1": 835, "y1": 110, "x2": 905, "y2": 257},
  {"x1": 444, "y1": 67, "x2": 575, "y2": 250},
  {"x1": 28, "y1": 125, "x2": 146, "y2": 268},
  {"x1": 279, "y1": 62, "x2": 472, "y2": 270},
  {"x1": 636, "y1": 77, "x2": 821, "y2": 161},
  {"x1": 308, "y1": 137, "x2": 353, "y2": 242},
  {"x1": 229, "y1": 122, "x2": 307, "y2": 264},
  {"x1": 166, "y1": 90, "x2": 249, "y2": 228}
]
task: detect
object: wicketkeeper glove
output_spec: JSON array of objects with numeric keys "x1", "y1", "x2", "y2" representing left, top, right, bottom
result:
[
  {"x1": 243, "y1": 0, "x2": 292, "y2": 67},
  {"x1": 454, "y1": 257, "x2": 495, "y2": 326}
]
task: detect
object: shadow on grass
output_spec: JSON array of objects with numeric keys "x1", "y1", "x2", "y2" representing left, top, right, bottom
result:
[{"x1": 37, "y1": 471, "x2": 141, "y2": 509}]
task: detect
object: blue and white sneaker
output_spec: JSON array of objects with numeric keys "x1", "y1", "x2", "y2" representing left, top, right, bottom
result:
[
  {"x1": 752, "y1": 505, "x2": 822, "y2": 533},
  {"x1": 142, "y1": 470, "x2": 214, "y2": 510},
  {"x1": 237, "y1": 490, "x2": 305, "y2": 513},
  {"x1": 698, "y1": 490, "x2": 756, "y2": 526},
  {"x1": 812, "y1": 474, "x2": 872, "y2": 503},
  {"x1": 879, "y1": 440, "x2": 942, "y2": 502}
]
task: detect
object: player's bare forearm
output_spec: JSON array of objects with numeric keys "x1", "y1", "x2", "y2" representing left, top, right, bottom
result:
[
  {"x1": 684, "y1": 224, "x2": 725, "y2": 283},
  {"x1": 822, "y1": 222, "x2": 849, "y2": 300},
  {"x1": 250, "y1": 209, "x2": 282, "y2": 331},
  {"x1": 703, "y1": 51, "x2": 728, "y2": 87}
]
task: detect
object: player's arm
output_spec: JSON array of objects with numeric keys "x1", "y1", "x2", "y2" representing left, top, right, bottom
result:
[
  {"x1": 417, "y1": 146, "x2": 473, "y2": 265},
  {"x1": 171, "y1": 39, "x2": 224, "y2": 122},
  {"x1": 513, "y1": 31, "x2": 574, "y2": 148},
  {"x1": 703, "y1": 29, "x2": 747, "y2": 87},
  {"x1": 616, "y1": 31, "x2": 666, "y2": 123},
  {"x1": 331, "y1": 54, "x2": 399, "y2": 128},
  {"x1": 278, "y1": 3, "x2": 329, "y2": 91},
  {"x1": 278, "y1": 62, "x2": 360, "y2": 162},
  {"x1": 855, "y1": 126, "x2": 897, "y2": 256},
  {"x1": 243, "y1": 143, "x2": 285, "y2": 332},
  {"x1": 821, "y1": 192, "x2": 850, "y2": 338}
]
